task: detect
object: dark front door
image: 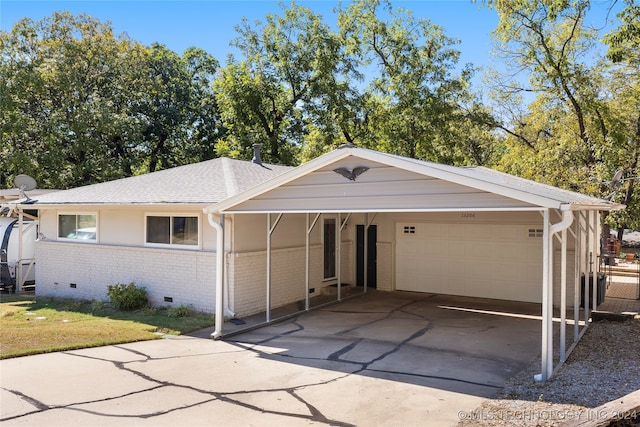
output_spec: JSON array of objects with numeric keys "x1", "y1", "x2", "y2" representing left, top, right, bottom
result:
[{"x1": 356, "y1": 224, "x2": 377, "y2": 288}]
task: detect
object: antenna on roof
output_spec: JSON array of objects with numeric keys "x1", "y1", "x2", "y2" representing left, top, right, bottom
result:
[
  {"x1": 610, "y1": 169, "x2": 624, "y2": 189},
  {"x1": 13, "y1": 174, "x2": 37, "y2": 204}
]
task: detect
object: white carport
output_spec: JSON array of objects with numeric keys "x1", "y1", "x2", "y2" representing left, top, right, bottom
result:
[{"x1": 204, "y1": 145, "x2": 623, "y2": 381}]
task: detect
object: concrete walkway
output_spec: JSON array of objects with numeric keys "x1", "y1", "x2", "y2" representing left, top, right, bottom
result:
[{"x1": 1, "y1": 292, "x2": 543, "y2": 426}]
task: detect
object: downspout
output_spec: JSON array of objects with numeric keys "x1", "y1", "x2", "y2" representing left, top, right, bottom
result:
[
  {"x1": 207, "y1": 212, "x2": 225, "y2": 340},
  {"x1": 536, "y1": 209, "x2": 573, "y2": 382},
  {"x1": 223, "y1": 216, "x2": 235, "y2": 319}
]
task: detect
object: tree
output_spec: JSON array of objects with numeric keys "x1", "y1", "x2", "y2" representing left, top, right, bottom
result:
[
  {"x1": 602, "y1": 0, "x2": 640, "y2": 231},
  {"x1": 336, "y1": 0, "x2": 484, "y2": 164},
  {"x1": 136, "y1": 44, "x2": 221, "y2": 172},
  {"x1": 215, "y1": 3, "x2": 342, "y2": 165},
  {"x1": 1, "y1": 12, "x2": 149, "y2": 188},
  {"x1": 484, "y1": 0, "x2": 624, "y2": 191},
  {"x1": 216, "y1": 0, "x2": 493, "y2": 166},
  {"x1": 1, "y1": 12, "x2": 224, "y2": 189}
]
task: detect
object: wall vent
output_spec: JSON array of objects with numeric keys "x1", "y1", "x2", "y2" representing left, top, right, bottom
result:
[
  {"x1": 528, "y1": 229, "x2": 543, "y2": 238},
  {"x1": 403, "y1": 226, "x2": 416, "y2": 234},
  {"x1": 164, "y1": 296, "x2": 173, "y2": 303},
  {"x1": 69, "y1": 283, "x2": 77, "y2": 288}
]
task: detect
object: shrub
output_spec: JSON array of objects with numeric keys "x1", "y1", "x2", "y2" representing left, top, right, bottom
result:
[
  {"x1": 106, "y1": 282, "x2": 148, "y2": 311},
  {"x1": 90, "y1": 300, "x2": 104, "y2": 313},
  {"x1": 167, "y1": 304, "x2": 193, "y2": 318}
]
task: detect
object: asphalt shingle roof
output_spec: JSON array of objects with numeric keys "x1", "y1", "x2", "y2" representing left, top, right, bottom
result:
[
  {"x1": 28, "y1": 158, "x2": 292, "y2": 205},
  {"x1": 390, "y1": 151, "x2": 616, "y2": 207}
]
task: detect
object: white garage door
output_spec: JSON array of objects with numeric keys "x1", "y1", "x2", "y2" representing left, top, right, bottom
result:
[{"x1": 396, "y1": 222, "x2": 543, "y2": 303}]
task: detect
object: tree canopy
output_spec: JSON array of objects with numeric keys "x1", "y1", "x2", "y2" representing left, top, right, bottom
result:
[
  {"x1": 1, "y1": 0, "x2": 639, "y2": 231},
  {"x1": 481, "y1": 0, "x2": 640, "y2": 229},
  {"x1": 0, "y1": 12, "x2": 222, "y2": 189}
]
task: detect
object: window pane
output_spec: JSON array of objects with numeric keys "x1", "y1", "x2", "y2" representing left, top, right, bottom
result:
[
  {"x1": 58, "y1": 214, "x2": 96, "y2": 240},
  {"x1": 172, "y1": 217, "x2": 198, "y2": 245},
  {"x1": 78, "y1": 215, "x2": 96, "y2": 229},
  {"x1": 146, "y1": 216, "x2": 170, "y2": 244},
  {"x1": 58, "y1": 215, "x2": 77, "y2": 238}
]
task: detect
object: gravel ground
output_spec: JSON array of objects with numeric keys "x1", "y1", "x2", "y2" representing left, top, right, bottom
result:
[{"x1": 458, "y1": 316, "x2": 640, "y2": 427}]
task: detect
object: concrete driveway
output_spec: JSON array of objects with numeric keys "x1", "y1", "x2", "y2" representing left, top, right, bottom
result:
[{"x1": 0, "y1": 291, "x2": 542, "y2": 426}]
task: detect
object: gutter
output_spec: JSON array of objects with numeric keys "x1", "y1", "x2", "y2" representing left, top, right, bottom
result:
[{"x1": 550, "y1": 209, "x2": 574, "y2": 234}]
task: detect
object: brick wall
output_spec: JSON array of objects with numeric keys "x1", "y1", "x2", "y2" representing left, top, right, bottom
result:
[
  {"x1": 35, "y1": 241, "x2": 216, "y2": 313},
  {"x1": 230, "y1": 242, "x2": 353, "y2": 317},
  {"x1": 35, "y1": 239, "x2": 355, "y2": 317},
  {"x1": 377, "y1": 242, "x2": 393, "y2": 291}
]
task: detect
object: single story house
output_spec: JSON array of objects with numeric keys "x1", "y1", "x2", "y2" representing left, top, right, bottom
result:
[{"x1": 11, "y1": 144, "x2": 624, "y2": 381}]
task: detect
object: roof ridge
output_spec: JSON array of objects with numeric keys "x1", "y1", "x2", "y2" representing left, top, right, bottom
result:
[{"x1": 221, "y1": 157, "x2": 240, "y2": 197}]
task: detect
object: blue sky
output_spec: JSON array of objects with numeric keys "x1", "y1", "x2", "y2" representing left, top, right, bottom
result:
[
  {"x1": 0, "y1": 0, "x2": 622, "y2": 75},
  {"x1": 0, "y1": 1, "x2": 504, "y2": 70}
]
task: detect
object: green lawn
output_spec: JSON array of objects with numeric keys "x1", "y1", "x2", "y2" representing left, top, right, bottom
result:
[{"x1": 0, "y1": 295, "x2": 215, "y2": 359}]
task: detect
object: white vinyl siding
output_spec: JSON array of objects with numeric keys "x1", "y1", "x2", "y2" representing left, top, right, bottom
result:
[{"x1": 221, "y1": 159, "x2": 538, "y2": 213}]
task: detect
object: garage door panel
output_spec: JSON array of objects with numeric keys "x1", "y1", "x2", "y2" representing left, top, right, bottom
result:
[{"x1": 396, "y1": 223, "x2": 543, "y2": 303}]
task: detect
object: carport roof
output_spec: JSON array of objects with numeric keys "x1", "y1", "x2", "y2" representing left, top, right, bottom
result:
[{"x1": 205, "y1": 145, "x2": 624, "y2": 214}]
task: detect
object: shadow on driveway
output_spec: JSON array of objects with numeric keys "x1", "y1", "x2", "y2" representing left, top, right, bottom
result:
[
  {"x1": 226, "y1": 291, "x2": 543, "y2": 397},
  {"x1": 0, "y1": 291, "x2": 542, "y2": 427}
]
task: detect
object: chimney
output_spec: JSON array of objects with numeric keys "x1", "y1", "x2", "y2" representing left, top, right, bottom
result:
[{"x1": 252, "y1": 143, "x2": 262, "y2": 165}]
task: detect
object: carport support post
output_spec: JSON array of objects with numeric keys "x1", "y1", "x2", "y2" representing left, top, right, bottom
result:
[
  {"x1": 267, "y1": 213, "x2": 271, "y2": 322},
  {"x1": 538, "y1": 209, "x2": 553, "y2": 382},
  {"x1": 337, "y1": 213, "x2": 341, "y2": 301},
  {"x1": 266, "y1": 213, "x2": 283, "y2": 323},
  {"x1": 337, "y1": 213, "x2": 350, "y2": 301},
  {"x1": 208, "y1": 213, "x2": 225, "y2": 340},
  {"x1": 305, "y1": 213, "x2": 321, "y2": 311},
  {"x1": 541, "y1": 209, "x2": 573, "y2": 378},
  {"x1": 574, "y1": 214, "x2": 582, "y2": 342},
  {"x1": 591, "y1": 212, "x2": 599, "y2": 313},
  {"x1": 560, "y1": 227, "x2": 567, "y2": 363},
  {"x1": 306, "y1": 214, "x2": 310, "y2": 311}
]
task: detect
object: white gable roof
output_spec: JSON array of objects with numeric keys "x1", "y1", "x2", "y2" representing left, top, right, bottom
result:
[
  {"x1": 23, "y1": 158, "x2": 292, "y2": 206},
  {"x1": 205, "y1": 146, "x2": 624, "y2": 214}
]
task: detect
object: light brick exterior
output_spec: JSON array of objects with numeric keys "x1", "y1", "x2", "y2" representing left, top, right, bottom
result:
[
  {"x1": 35, "y1": 241, "x2": 216, "y2": 313},
  {"x1": 229, "y1": 242, "x2": 353, "y2": 317},
  {"x1": 35, "y1": 238, "x2": 355, "y2": 317},
  {"x1": 377, "y1": 242, "x2": 393, "y2": 291}
]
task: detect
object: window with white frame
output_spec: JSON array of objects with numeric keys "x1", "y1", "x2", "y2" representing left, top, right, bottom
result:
[
  {"x1": 146, "y1": 215, "x2": 199, "y2": 247},
  {"x1": 58, "y1": 214, "x2": 97, "y2": 241}
]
